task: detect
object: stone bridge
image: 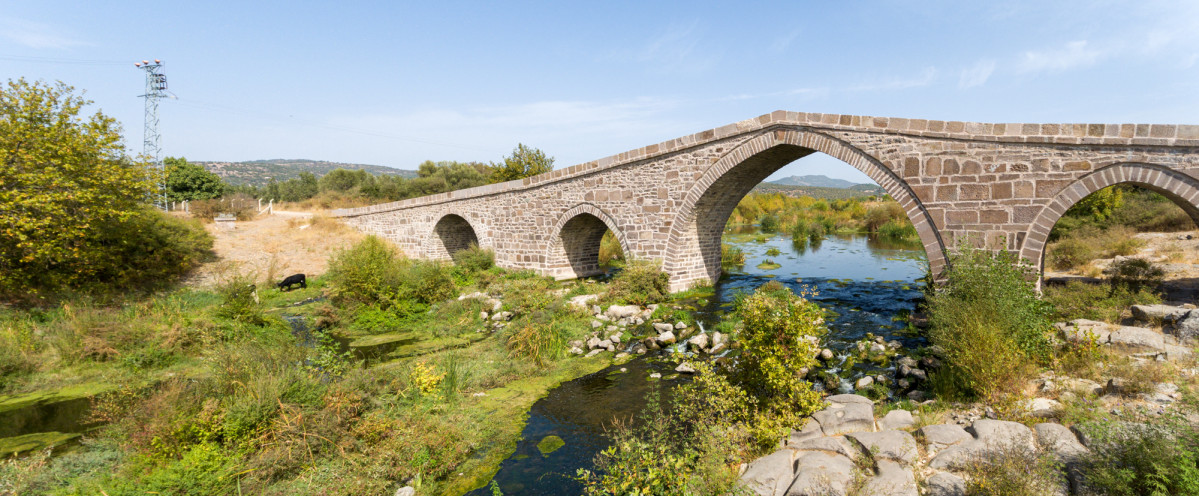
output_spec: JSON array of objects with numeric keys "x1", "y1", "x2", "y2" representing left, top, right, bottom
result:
[{"x1": 334, "y1": 111, "x2": 1199, "y2": 291}]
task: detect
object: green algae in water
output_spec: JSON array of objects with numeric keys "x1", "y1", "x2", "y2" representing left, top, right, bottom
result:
[
  {"x1": 0, "y1": 431, "x2": 80, "y2": 457},
  {"x1": 536, "y1": 435, "x2": 565, "y2": 456},
  {"x1": 514, "y1": 454, "x2": 529, "y2": 460}
]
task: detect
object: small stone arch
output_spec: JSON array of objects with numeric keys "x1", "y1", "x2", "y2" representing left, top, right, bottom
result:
[
  {"x1": 546, "y1": 203, "x2": 631, "y2": 280},
  {"x1": 428, "y1": 213, "x2": 484, "y2": 261},
  {"x1": 662, "y1": 127, "x2": 945, "y2": 290},
  {"x1": 1020, "y1": 162, "x2": 1199, "y2": 274}
]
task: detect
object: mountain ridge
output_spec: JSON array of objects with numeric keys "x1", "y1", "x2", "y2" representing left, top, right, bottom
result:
[
  {"x1": 767, "y1": 174, "x2": 864, "y2": 188},
  {"x1": 194, "y1": 159, "x2": 417, "y2": 186}
]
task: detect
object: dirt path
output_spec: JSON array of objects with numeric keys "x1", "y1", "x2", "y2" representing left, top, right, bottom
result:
[{"x1": 183, "y1": 211, "x2": 364, "y2": 288}]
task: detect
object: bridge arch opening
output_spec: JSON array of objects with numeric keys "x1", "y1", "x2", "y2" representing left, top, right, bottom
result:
[
  {"x1": 664, "y1": 130, "x2": 942, "y2": 291},
  {"x1": 431, "y1": 214, "x2": 480, "y2": 261},
  {"x1": 547, "y1": 205, "x2": 630, "y2": 280},
  {"x1": 1023, "y1": 163, "x2": 1199, "y2": 286}
]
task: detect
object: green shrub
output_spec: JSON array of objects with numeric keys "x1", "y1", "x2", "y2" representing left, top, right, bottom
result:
[
  {"x1": 759, "y1": 214, "x2": 779, "y2": 233},
  {"x1": 927, "y1": 246, "x2": 1052, "y2": 401},
  {"x1": 877, "y1": 218, "x2": 917, "y2": 240},
  {"x1": 605, "y1": 260, "x2": 670, "y2": 306},
  {"x1": 598, "y1": 230, "x2": 625, "y2": 266},
  {"x1": 496, "y1": 275, "x2": 557, "y2": 314},
  {"x1": 398, "y1": 260, "x2": 457, "y2": 305},
  {"x1": 734, "y1": 284, "x2": 825, "y2": 419},
  {"x1": 1105, "y1": 257, "x2": 1164, "y2": 294},
  {"x1": 1047, "y1": 237, "x2": 1096, "y2": 270},
  {"x1": 451, "y1": 244, "x2": 494, "y2": 272},
  {"x1": 1076, "y1": 419, "x2": 1199, "y2": 495},
  {"x1": 118, "y1": 443, "x2": 240, "y2": 495},
  {"x1": 864, "y1": 202, "x2": 905, "y2": 232},
  {"x1": 326, "y1": 236, "x2": 404, "y2": 307},
  {"x1": 215, "y1": 274, "x2": 268, "y2": 326}
]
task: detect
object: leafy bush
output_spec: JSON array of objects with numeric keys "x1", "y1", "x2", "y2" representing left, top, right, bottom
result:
[
  {"x1": 1076, "y1": 419, "x2": 1199, "y2": 495},
  {"x1": 721, "y1": 244, "x2": 746, "y2": 272},
  {"x1": 398, "y1": 260, "x2": 457, "y2": 305},
  {"x1": 735, "y1": 284, "x2": 826, "y2": 420},
  {"x1": 605, "y1": 260, "x2": 670, "y2": 306},
  {"x1": 215, "y1": 274, "x2": 268, "y2": 326},
  {"x1": 758, "y1": 213, "x2": 779, "y2": 233},
  {"x1": 598, "y1": 230, "x2": 624, "y2": 266},
  {"x1": 927, "y1": 246, "x2": 1052, "y2": 401},
  {"x1": 1105, "y1": 257, "x2": 1164, "y2": 293},
  {"x1": 452, "y1": 244, "x2": 495, "y2": 272},
  {"x1": 325, "y1": 235, "x2": 408, "y2": 308}
]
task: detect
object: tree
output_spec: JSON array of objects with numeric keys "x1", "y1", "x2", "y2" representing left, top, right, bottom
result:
[
  {"x1": 492, "y1": 143, "x2": 554, "y2": 182},
  {"x1": 164, "y1": 156, "x2": 224, "y2": 201},
  {"x1": 0, "y1": 78, "x2": 155, "y2": 295}
]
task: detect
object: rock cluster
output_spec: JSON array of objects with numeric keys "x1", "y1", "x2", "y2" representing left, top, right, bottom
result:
[{"x1": 737, "y1": 395, "x2": 1094, "y2": 496}]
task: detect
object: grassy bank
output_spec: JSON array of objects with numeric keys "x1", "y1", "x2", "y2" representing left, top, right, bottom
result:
[{"x1": 0, "y1": 239, "x2": 683, "y2": 495}]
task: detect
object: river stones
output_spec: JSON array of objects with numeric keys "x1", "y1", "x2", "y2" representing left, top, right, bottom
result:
[
  {"x1": 846, "y1": 430, "x2": 919, "y2": 465},
  {"x1": 655, "y1": 331, "x2": 676, "y2": 345},
  {"x1": 653, "y1": 322, "x2": 674, "y2": 333},
  {"x1": 605, "y1": 305, "x2": 640, "y2": 320}
]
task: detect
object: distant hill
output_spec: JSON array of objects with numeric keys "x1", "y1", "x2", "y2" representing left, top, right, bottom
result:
[
  {"x1": 768, "y1": 174, "x2": 861, "y2": 189},
  {"x1": 752, "y1": 182, "x2": 885, "y2": 200},
  {"x1": 195, "y1": 159, "x2": 418, "y2": 186}
]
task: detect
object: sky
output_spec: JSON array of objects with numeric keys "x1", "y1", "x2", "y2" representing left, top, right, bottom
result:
[{"x1": 3, "y1": 1, "x2": 1198, "y2": 184}]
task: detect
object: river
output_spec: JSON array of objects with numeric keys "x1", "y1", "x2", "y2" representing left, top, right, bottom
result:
[{"x1": 469, "y1": 231, "x2": 927, "y2": 495}]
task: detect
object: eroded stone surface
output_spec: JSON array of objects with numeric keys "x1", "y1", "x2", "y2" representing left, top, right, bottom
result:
[
  {"x1": 846, "y1": 430, "x2": 919, "y2": 465},
  {"x1": 877, "y1": 409, "x2": 915, "y2": 431},
  {"x1": 785, "y1": 451, "x2": 854, "y2": 496},
  {"x1": 918, "y1": 424, "x2": 972, "y2": 450},
  {"x1": 860, "y1": 460, "x2": 918, "y2": 496},
  {"x1": 738, "y1": 448, "x2": 797, "y2": 496},
  {"x1": 925, "y1": 471, "x2": 966, "y2": 496}
]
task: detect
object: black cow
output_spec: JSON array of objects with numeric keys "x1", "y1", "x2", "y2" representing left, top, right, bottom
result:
[{"x1": 277, "y1": 273, "x2": 307, "y2": 291}]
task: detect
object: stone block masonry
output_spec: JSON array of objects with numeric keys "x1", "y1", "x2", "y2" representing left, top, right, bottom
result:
[{"x1": 335, "y1": 111, "x2": 1199, "y2": 291}]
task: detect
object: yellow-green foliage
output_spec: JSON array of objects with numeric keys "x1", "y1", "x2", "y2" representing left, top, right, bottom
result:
[
  {"x1": 0, "y1": 79, "x2": 214, "y2": 301},
  {"x1": 409, "y1": 361, "x2": 444, "y2": 395},
  {"x1": 735, "y1": 283, "x2": 826, "y2": 418},
  {"x1": 598, "y1": 230, "x2": 624, "y2": 266},
  {"x1": 326, "y1": 236, "x2": 456, "y2": 309},
  {"x1": 506, "y1": 310, "x2": 581, "y2": 367},
  {"x1": 605, "y1": 260, "x2": 670, "y2": 306},
  {"x1": 727, "y1": 192, "x2": 916, "y2": 241},
  {"x1": 927, "y1": 246, "x2": 1052, "y2": 402}
]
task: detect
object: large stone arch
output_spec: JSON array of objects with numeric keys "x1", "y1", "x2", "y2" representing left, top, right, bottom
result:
[
  {"x1": 428, "y1": 212, "x2": 484, "y2": 261},
  {"x1": 663, "y1": 127, "x2": 946, "y2": 291},
  {"x1": 546, "y1": 203, "x2": 631, "y2": 280},
  {"x1": 1020, "y1": 162, "x2": 1199, "y2": 274}
]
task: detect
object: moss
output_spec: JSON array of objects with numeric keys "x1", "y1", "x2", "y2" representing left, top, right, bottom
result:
[
  {"x1": 387, "y1": 332, "x2": 490, "y2": 359},
  {"x1": 0, "y1": 431, "x2": 80, "y2": 456},
  {"x1": 0, "y1": 381, "x2": 116, "y2": 415},
  {"x1": 536, "y1": 435, "x2": 565, "y2": 455},
  {"x1": 436, "y1": 355, "x2": 614, "y2": 495},
  {"x1": 756, "y1": 260, "x2": 782, "y2": 270},
  {"x1": 347, "y1": 331, "x2": 424, "y2": 348}
]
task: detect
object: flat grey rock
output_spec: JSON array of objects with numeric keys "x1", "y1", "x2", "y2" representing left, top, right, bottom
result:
[
  {"x1": 827, "y1": 394, "x2": 873, "y2": 405},
  {"x1": 1110, "y1": 326, "x2": 1165, "y2": 350},
  {"x1": 859, "y1": 460, "x2": 917, "y2": 496},
  {"x1": 1056, "y1": 319, "x2": 1113, "y2": 343},
  {"x1": 918, "y1": 424, "x2": 972, "y2": 450},
  {"x1": 878, "y1": 409, "x2": 915, "y2": 431},
  {"x1": 786, "y1": 419, "x2": 824, "y2": 445},
  {"x1": 846, "y1": 430, "x2": 918, "y2": 465},
  {"x1": 925, "y1": 471, "x2": 966, "y2": 496},
  {"x1": 812, "y1": 401, "x2": 876, "y2": 436},
  {"x1": 1034, "y1": 423, "x2": 1087, "y2": 459},
  {"x1": 653, "y1": 322, "x2": 674, "y2": 333},
  {"x1": 969, "y1": 419, "x2": 1036, "y2": 451},
  {"x1": 1026, "y1": 397, "x2": 1062, "y2": 417},
  {"x1": 790, "y1": 435, "x2": 859, "y2": 459},
  {"x1": 738, "y1": 448, "x2": 798, "y2": 496},
  {"x1": 785, "y1": 452, "x2": 854, "y2": 496},
  {"x1": 605, "y1": 304, "x2": 640, "y2": 320},
  {"x1": 1130, "y1": 304, "x2": 1188, "y2": 323}
]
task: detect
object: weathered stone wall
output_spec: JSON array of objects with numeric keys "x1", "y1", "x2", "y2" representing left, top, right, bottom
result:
[{"x1": 336, "y1": 111, "x2": 1199, "y2": 291}]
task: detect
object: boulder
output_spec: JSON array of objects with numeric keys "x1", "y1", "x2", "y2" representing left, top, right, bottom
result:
[
  {"x1": 1130, "y1": 304, "x2": 1189, "y2": 323},
  {"x1": 789, "y1": 435, "x2": 859, "y2": 459},
  {"x1": 675, "y1": 362, "x2": 696, "y2": 373},
  {"x1": 819, "y1": 349, "x2": 834, "y2": 361},
  {"x1": 859, "y1": 460, "x2": 918, "y2": 496},
  {"x1": 630, "y1": 342, "x2": 648, "y2": 354},
  {"x1": 786, "y1": 419, "x2": 825, "y2": 446},
  {"x1": 1170, "y1": 310, "x2": 1199, "y2": 342},
  {"x1": 609, "y1": 332, "x2": 623, "y2": 344},
  {"x1": 642, "y1": 337, "x2": 660, "y2": 350},
  {"x1": 785, "y1": 451, "x2": 855, "y2": 496},
  {"x1": 675, "y1": 321, "x2": 688, "y2": 330},
  {"x1": 736, "y1": 448, "x2": 797, "y2": 496},
  {"x1": 605, "y1": 305, "x2": 640, "y2": 320},
  {"x1": 653, "y1": 322, "x2": 675, "y2": 333},
  {"x1": 395, "y1": 486, "x2": 416, "y2": 496},
  {"x1": 1110, "y1": 326, "x2": 1165, "y2": 350},
  {"x1": 1025, "y1": 397, "x2": 1063, "y2": 417},
  {"x1": 590, "y1": 320, "x2": 603, "y2": 328},
  {"x1": 585, "y1": 337, "x2": 602, "y2": 350},
  {"x1": 656, "y1": 331, "x2": 677, "y2": 345},
  {"x1": 846, "y1": 430, "x2": 919, "y2": 465},
  {"x1": 925, "y1": 472, "x2": 966, "y2": 496},
  {"x1": 598, "y1": 339, "x2": 613, "y2": 350},
  {"x1": 813, "y1": 395, "x2": 875, "y2": 436},
  {"x1": 917, "y1": 424, "x2": 972, "y2": 450},
  {"x1": 878, "y1": 409, "x2": 915, "y2": 431},
  {"x1": 854, "y1": 376, "x2": 874, "y2": 389},
  {"x1": 688, "y1": 333, "x2": 710, "y2": 350},
  {"x1": 969, "y1": 419, "x2": 1036, "y2": 451}
]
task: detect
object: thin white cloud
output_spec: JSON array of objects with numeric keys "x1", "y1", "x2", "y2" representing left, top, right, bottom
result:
[
  {"x1": 0, "y1": 18, "x2": 84, "y2": 49},
  {"x1": 630, "y1": 21, "x2": 720, "y2": 73},
  {"x1": 849, "y1": 67, "x2": 938, "y2": 92},
  {"x1": 770, "y1": 29, "x2": 801, "y2": 53},
  {"x1": 959, "y1": 59, "x2": 996, "y2": 89},
  {"x1": 1018, "y1": 40, "x2": 1102, "y2": 73}
]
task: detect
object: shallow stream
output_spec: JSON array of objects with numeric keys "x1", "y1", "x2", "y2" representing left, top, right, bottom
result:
[{"x1": 471, "y1": 231, "x2": 928, "y2": 495}]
